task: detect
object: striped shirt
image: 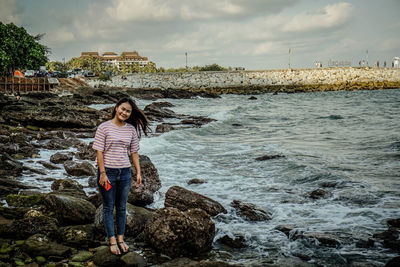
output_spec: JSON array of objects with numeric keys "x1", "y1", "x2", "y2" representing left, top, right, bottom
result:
[{"x1": 93, "y1": 120, "x2": 139, "y2": 168}]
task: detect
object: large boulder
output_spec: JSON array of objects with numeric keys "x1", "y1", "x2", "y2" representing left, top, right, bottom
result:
[
  {"x1": 5, "y1": 193, "x2": 45, "y2": 207},
  {"x1": 0, "y1": 154, "x2": 24, "y2": 177},
  {"x1": 64, "y1": 160, "x2": 96, "y2": 177},
  {"x1": 43, "y1": 193, "x2": 96, "y2": 225},
  {"x1": 0, "y1": 177, "x2": 37, "y2": 197},
  {"x1": 0, "y1": 215, "x2": 58, "y2": 239},
  {"x1": 94, "y1": 203, "x2": 154, "y2": 238},
  {"x1": 165, "y1": 186, "x2": 227, "y2": 216},
  {"x1": 75, "y1": 142, "x2": 96, "y2": 161},
  {"x1": 50, "y1": 152, "x2": 73, "y2": 164},
  {"x1": 23, "y1": 233, "x2": 71, "y2": 257},
  {"x1": 50, "y1": 179, "x2": 87, "y2": 198},
  {"x1": 57, "y1": 224, "x2": 97, "y2": 248},
  {"x1": 128, "y1": 155, "x2": 161, "y2": 206},
  {"x1": 144, "y1": 207, "x2": 215, "y2": 258},
  {"x1": 230, "y1": 200, "x2": 271, "y2": 221}
]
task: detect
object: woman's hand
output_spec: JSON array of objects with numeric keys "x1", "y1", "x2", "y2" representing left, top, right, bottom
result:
[
  {"x1": 135, "y1": 173, "x2": 142, "y2": 188},
  {"x1": 99, "y1": 172, "x2": 109, "y2": 187}
]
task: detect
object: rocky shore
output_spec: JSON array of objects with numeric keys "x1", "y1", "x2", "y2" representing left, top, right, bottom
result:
[
  {"x1": 89, "y1": 67, "x2": 400, "y2": 94},
  {"x1": 1, "y1": 87, "x2": 399, "y2": 266}
]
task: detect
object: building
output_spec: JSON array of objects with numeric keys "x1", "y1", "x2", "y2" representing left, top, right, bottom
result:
[
  {"x1": 393, "y1": 57, "x2": 400, "y2": 68},
  {"x1": 78, "y1": 51, "x2": 150, "y2": 71}
]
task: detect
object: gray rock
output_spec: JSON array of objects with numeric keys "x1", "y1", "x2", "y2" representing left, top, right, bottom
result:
[
  {"x1": 294, "y1": 232, "x2": 342, "y2": 247},
  {"x1": 144, "y1": 207, "x2": 215, "y2": 258},
  {"x1": 230, "y1": 200, "x2": 271, "y2": 221},
  {"x1": 58, "y1": 224, "x2": 97, "y2": 248},
  {"x1": 165, "y1": 186, "x2": 227, "y2": 216},
  {"x1": 187, "y1": 178, "x2": 207, "y2": 185},
  {"x1": 0, "y1": 215, "x2": 58, "y2": 239},
  {"x1": 64, "y1": 160, "x2": 96, "y2": 177},
  {"x1": 120, "y1": 252, "x2": 147, "y2": 267},
  {"x1": 23, "y1": 234, "x2": 71, "y2": 257},
  {"x1": 38, "y1": 160, "x2": 61, "y2": 170},
  {"x1": 155, "y1": 123, "x2": 174, "y2": 133},
  {"x1": 50, "y1": 152, "x2": 73, "y2": 164},
  {"x1": 92, "y1": 246, "x2": 122, "y2": 267}
]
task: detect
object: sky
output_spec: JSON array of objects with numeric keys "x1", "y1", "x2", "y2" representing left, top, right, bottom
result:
[{"x1": 1, "y1": 0, "x2": 399, "y2": 70}]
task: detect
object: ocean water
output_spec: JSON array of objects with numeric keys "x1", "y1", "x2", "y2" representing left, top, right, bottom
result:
[
  {"x1": 19, "y1": 89, "x2": 400, "y2": 266},
  {"x1": 137, "y1": 89, "x2": 400, "y2": 266}
]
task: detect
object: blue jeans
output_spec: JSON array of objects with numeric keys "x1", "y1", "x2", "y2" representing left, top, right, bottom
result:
[{"x1": 98, "y1": 167, "x2": 132, "y2": 240}]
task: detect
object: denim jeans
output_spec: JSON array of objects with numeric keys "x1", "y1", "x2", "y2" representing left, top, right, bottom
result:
[{"x1": 98, "y1": 167, "x2": 132, "y2": 240}]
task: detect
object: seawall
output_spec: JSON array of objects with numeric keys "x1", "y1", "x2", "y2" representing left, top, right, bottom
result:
[{"x1": 89, "y1": 67, "x2": 400, "y2": 94}]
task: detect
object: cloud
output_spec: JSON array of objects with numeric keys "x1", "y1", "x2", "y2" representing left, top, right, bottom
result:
[
  {"x1": 282, "y1": 2, "x2": 354, "y2": 32},
  {"x1": 45, "y1": 28, "x2": 76, "y2": 45},
  {"x1": 0, "y1": 0, "x2": 22, "y2": 24}
]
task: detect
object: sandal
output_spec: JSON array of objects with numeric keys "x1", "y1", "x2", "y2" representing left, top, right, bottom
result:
[
  {"x1": 110, "y1": 243, "x2": 121, "y2": 255},
  {"x1": 118, "y1": 241, "x2": 129, "y2": 253}
]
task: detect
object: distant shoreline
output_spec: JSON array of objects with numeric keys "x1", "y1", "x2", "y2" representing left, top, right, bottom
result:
[{"x1": 89, "y1": 67, "x2": 400, "y2": 94}]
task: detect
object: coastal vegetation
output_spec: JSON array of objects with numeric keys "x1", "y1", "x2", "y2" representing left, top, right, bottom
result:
[{"x1": 0, "y1": 22, "x2": 48, "y2": 75}]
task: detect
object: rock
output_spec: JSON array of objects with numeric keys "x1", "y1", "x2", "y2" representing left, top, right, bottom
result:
[
  {"x1": 50, "y1": 179, "x2": 87, "y2": 198},
  {"x1": 43, "y1": 193, "x2": 96, "y2": 225},
  {"x1": 0, "y1": 216, "x2": 58, "y2": 239},
  {"x1": 23, "y1": 234, "x2": 71, "y2": 257},
  {"x1": 144, "y1": 102, "x2": 177, "y2": 121},
  {"x1": 373, "y1": 227, "x2": 400, "y2": 252},
  {"x1": 255, "y1": 154, "x2": 285, "y2": 161},
  {"x1": 57, "y1": 224, "x2": 97, "y2": 248},
  {"x1": 275, "y1": 225, "x2": 296, "y2": 237},
  {"x1": 129, "y1": 155, "x2": 161, "y2": 206},
  {"x1": 5, "y1": 193, "x2": 44, "y2": 207},
  {"x1": 120, "y1": 252, "x2": 147, "y2": 267},
  {"x1": 0, "y1": 178, "x2": 38, "y2": 197},
  {"x1": 75, "y1": 143, "x2": 96, "y2": 161},
  {"x1": 144, "y1": 207, "x2": 215, "y2": 258},
  {"x1": 248, "y1": 96, "x2": 257, "y2": 100},
  {"x1": 94, "y1": 203, "x2": 154, "y2": 238},
  {"x1": 232, "y1": 123, "x2": 242, "y2": 127},
  {"x1": 187, "y1": 178, "x2": 207, "y2": 185},
  {"x1": 38, "y1": 160, "x2": 61, "y2": 170},
  {"x1": 230, "y1": 200, "x2": 271, "y2": 221},
  {"x1": 309, "y1": 189, "x2": 331, "y2": 199},
  {"x1": 71, "y1": 250, "x2": 93, "y2": 262},
  {"x1": 165, "y1": 186, "x2": 227, "y2": 216},
  {"x1": 217, "y1": 234, "x2": 247, "y2": 248},
  {"x1": 64, "y1": 160, "x2": 96, "y2": 177},
  {"x1": 159, "y1": 258, "x2": 238, "y2": 266},
  {"x1": 387, "y1": 218, "x2": 400, "y2": 228},
  {"x1": 294, "y1": 232, "x2": 342, "y2": 247},
  {"x1": 50, "y1": 152, "x2": 73, "y2": 164},
  {"x1": 0, "y1": 206, "x2": 31, "y2": 220},
  {"x1": 92, "y1": 246, "x2": 122, "y2": 267},
  {"x1": 155, "y1": 123, "x2": 174, "y2": 133},
  {"x1": 0, "y1": 154, "x2": 24, "y2": 177}
]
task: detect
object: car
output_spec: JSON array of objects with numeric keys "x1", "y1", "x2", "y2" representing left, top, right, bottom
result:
[
  {"x1": 84, "y1": 70, "x2": 95, "y2": 77},
  {"x1": 24, "y1": 70, "x2": 35, "y2": 77}
]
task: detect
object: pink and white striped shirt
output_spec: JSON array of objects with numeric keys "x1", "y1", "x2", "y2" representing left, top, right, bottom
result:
[{"x1": 93, "y1": 120, "x2": 139, "y2": 168}]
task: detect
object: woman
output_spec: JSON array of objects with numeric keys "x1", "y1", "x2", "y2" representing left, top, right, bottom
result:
[{"x1": 93, "y1": 97, "x2": 150, "y2": 255}]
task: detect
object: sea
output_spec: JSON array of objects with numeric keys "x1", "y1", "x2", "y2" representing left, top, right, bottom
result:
[{"x1": 21, "y1": 88, "x2": 400, "y2": 266}]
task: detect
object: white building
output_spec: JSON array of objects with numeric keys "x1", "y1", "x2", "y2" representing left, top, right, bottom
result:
[
  {"x1": 393, "y1": 57, "x2": 400, "y2": 68},
  {"x1": 80, "y1": 51, "x2": 150, "y2": 71}
]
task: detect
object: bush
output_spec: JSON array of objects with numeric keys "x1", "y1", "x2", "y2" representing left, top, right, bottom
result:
[{"x1": 98, "y1": 73, "x2": 111, "y2": 81}]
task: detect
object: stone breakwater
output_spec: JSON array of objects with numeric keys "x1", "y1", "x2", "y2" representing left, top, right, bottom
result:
[{"x1": 89, "y1": 67, "x2": 400, "y2": 94}]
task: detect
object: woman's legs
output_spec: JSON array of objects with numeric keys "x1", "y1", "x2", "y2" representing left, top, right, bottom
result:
[{"x1": 115, "y1": 167, "x2": 132, "y2": 252}]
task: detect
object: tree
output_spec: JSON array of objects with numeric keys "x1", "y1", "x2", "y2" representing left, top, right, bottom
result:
[
  {"x1": 0, "y1": 22, "x2": 48, "y2": 75},
  {"x1": 199, "y1": 63, "x2": 226, "y2": 71}
]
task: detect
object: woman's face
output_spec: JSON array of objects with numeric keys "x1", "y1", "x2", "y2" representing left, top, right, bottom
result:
[{"x1": 115, "y1": 102, "x2": 132, "y2": 122}]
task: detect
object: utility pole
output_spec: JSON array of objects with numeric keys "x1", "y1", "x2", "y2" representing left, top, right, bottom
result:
[
  {"x1": 185, "y1": 52, "x2": 188, "y2": 70},
  {"x1": 366, "y1": 49, "x2": 368, "y2": 67},
  {"x1": 288, "y1": 48, "x2": 291, "y2": 69}
]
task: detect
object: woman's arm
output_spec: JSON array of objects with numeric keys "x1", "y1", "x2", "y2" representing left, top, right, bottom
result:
[
  {"x1": 131, "y1": 152, "x2": 141, "y2": 187},
  {"x1": 97, "y1": 150, "x2": 109, "y2": 186}
]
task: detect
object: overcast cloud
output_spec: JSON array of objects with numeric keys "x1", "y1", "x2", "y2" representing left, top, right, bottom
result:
[{"x1": 1, "y1": 0, "x2": 399, "y2": 69}]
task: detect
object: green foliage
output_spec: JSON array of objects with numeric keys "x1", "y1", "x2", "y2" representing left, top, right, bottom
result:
[
  {"x1": 46, "y1": 61, "x2": 67, "y2": 72},
  {"x1": 199, "y1": 63, "x2": 227, "y2": 71},
  {"x1": 98, "y1": 73, "x2": 111, "y2": 81},
  {"x1": 160, "y1": 64, "x2": 227, "y2": 72},
  {"x1": 0, "y1": 22, "x2": 48, "y2": 75}
]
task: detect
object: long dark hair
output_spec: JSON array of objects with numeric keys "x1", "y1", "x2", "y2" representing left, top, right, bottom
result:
[{"x1": 112, "y1": 97, "x2": 150, "y2": 138}]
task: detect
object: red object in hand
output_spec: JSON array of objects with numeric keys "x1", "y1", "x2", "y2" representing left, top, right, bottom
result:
[{"x1": 103, "y1": 181, "x2": 112, "y2": 191}]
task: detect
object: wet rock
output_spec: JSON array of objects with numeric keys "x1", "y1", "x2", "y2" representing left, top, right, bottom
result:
[
  {"x1": 45, "y1": 137, "x2": 76, "y2": 150},
  {"x1": 255, "y1": 154, "x2": 285, "y2": 161},
  {"x1": 165, "y1": 186, "x2": 227, "y2": 216},
  {"x1": 0, "y1": 206, "x2": 31, "y2": 220},
  {"x1": 50, "y1": 179, "x2": 86, "y2": 198},
  {"x1": 92, "y1": 246, "x2": 122, "y2": 267},
  {"x1": 273, "y1": 258, "x2": 316, "y2": 267},
  {"x1": 217, "y1": 234, "x2": 247, "y2": 248},
  {"x1": 155, "y1": 123, "x2": 174, "y2": 133},
  {"x1": 50, "y1": 152, "x2": 73, "y2": 164},
  {"x1": 187, "y1": 178, "x2": 207, "y2": 185},
  {"x1": 75, "y1": 142, "x2": 96, "y2": 161},
  {"x1": 0, "y1": 215, "x2": 58, "y2": 239},
  {"x1": 64, "y1": 160, "x2": 96, "y2": 177},
  {"x1": 43, "y1": 193, "x2": 96, "y2": 225},
  {"x1": 294, "y1": 232, "x2": 342, "y2": 247},
  {"x1": 120, "y1": 252, "x2": 147, "y2": 267},
  {"x1": 57, "y1": 224, "x2": 97, "y2": 248},
  {"x1": 0, "y1": 177, "x2": 37, "y2": 197},
  {"x1": 356, "y1": 238, "x2": 375, "y2": 248},
  {"x1": 387, "y1": 218, "x2": 400, "y2": 228},
  {"x1": 159, "y1": 258, "x2": 238, "y2": 266},
  {"x1": 0, "y1": 154, "x2": 24, "y2": 177},
  {"x1": 129, "y1": 155, "x2": 161, "y2": 206},
  {"x1": 5, "y1": 193, "x2": 44, "y2": 207},
  {"x1": 23, "y1": 234, "x2": 71, "y2": 257},
  {"x1": 94, "y1": 203, "x2": 154, "y2": 238},
  {"x1": 309, "y1": 189, "x2": 331, "y2": 199},
  {"x1": 230, "y1": 200, "x2": 271, "y2": 221},
  {"x1": 232, "y1": 123, "x2": 242, "y2": 127},
  {"x1": 71, "y1": 250, "x2": 93, "y2": 262},
  {"x1": 248, "y1": 96, "x2": 257, "y2": 100},
  {"x1": 38, "y1": 160, "x2": 61, "y2": 170},
  {"x1": 275, "y1": 225, "x2": 296, "y2": 237},
  {"x1": 144, "y1": 207, "x2": 215, "y2": 258},
  {"x1": 144, "y1": 102, "x2": 177, "y2": 121},
  {"x1": 373, "y1": 227, "x2": 400, "y2": 252}
]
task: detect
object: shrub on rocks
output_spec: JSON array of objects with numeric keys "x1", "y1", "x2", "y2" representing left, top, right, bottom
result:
[
  {"x1": 128, "y1": 155, "x2": 161, "y2": 206},
  {"x1": 144, "y1": 207, "x2": 215, "y2": 258},
  {"x1": 63, "y1": 160, "x2": 96, "y2": 177},
  {"x1": 230, "y1": 200, "x2": 271, "y2": 221},
  {"x1": 165, "y1": 186, "x2": 227, "y2": 216},
  {"x1": 43, "y1": 193, "x2": 96, "y2": 225}
]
